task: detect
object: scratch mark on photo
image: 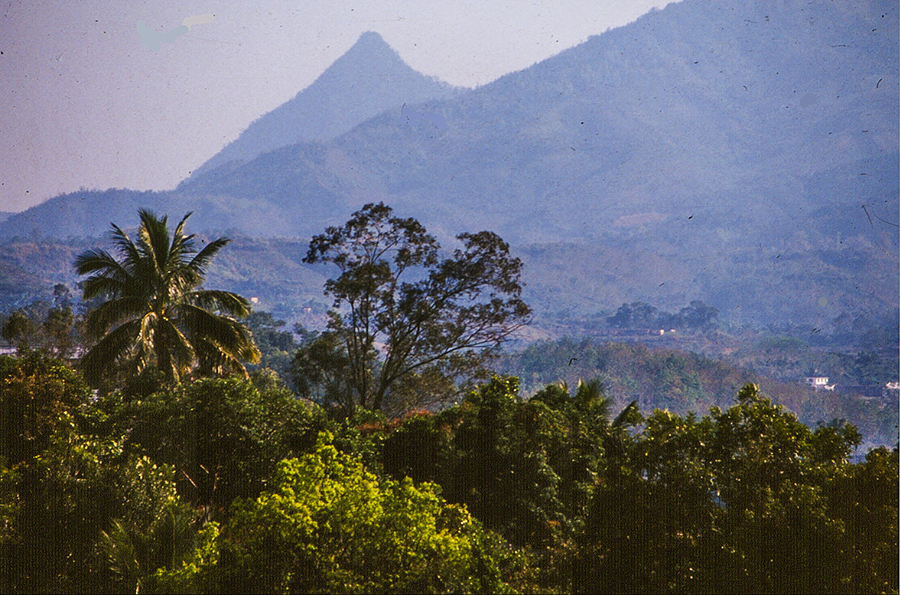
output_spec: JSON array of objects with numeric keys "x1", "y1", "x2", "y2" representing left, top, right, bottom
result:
[{"x1": 138, "y1": 13, "x2": 215, "y2": 51}]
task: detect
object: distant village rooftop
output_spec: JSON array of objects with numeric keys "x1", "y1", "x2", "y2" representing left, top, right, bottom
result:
[{"x1": 803, "y1": 376, "x2": 835, "y2": 391}]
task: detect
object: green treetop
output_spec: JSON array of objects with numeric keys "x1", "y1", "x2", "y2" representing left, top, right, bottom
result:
[{"x1": 74, "y1": 209, "x2": 260, "y2": 387}]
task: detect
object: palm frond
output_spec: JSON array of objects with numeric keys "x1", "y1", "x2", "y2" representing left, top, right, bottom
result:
[
  {"x1": 182, "y1": 304, "x2": 259, "y2": 355},
  {"x1": 153, "y1": 318, "x2": 197, "y2": 382},
  {"x1": 79, "y1": 320, "x2": 142, "y2": 385},
  {"x1": 575, "y1": 378, "x2": 612, "y2": 416},
  {"x1": 137, "y1": 210, "x2": 174, "y2": 283},
  {"x1": 109, "y1": 224, "x2": 143, "y2": 271},
  {"x1": 74, "y1": 248, "x2": 123, "y2": 275},
  {"x1": 86, "y1": 297, "x2": 151, "y2": 338},
  {"x1": 191, "y1": 319, "x2": 260, "y2": 377},
  {"x1": 168, "y1": 268, "x2": 203, "y2": 296},
  {"x1": 179, "y1": 303, "x2": 260, "y2": 366},
  {"x1": 186, "y1": 237, "x2": 230, "y2": 276},
  {"x1": 82, "y1": 274, "x2": 130, "y2": 300},
  {"x1": 194, "y1": 341, "x2": 248, "y2": 378},
  {"x1": 168, "y1": 212, "x2": 197, "y2": 263},
  {"x1": 188, "y1": 289, "x2": 252, "y2": 318},
  {"x1": 99, "y1": 519, "x2": 142, "y2": 590},
  {"x1": 139, "y1": 311, "x2": 158, "y2": 349},
  {"x1": 76, "y1": 209, "x2": 255, "y2": 387},
  {"x1": 75, "y1": 248, "x2": 137, "y2": 301}
]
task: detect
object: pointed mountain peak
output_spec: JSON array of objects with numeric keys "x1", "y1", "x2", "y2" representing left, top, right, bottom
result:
[
  {"x1": 352, "y1": 30, "x2": 393, "y2": 50},
  {"x1": 183, "y1": 31, "x2": 458, "y2": 183},
  {"x1": 326, "y1": 30, "x2": 409, "y2": 74}
]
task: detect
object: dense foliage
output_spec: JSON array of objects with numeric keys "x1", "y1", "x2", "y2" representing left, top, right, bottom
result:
[
  {"x1": 503, "y1": 337, "x2": 899, "y2": 451},
  {"x1": 153, "y1": 435, "x2": 508, "y2": 594},
  {"x1": 0, "y1": 351, "x2": 896, "y2": 593}
]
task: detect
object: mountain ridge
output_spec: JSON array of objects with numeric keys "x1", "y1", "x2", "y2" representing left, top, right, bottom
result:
[{"x1": 1, "y1": 0, "x2": 896, "y2": 328}]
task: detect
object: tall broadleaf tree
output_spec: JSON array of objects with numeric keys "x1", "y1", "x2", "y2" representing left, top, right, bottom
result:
[
  {"x1": 74, "y1": 209, "x2": 260, "y2": 387},
  {"x1": 304, "y1": 202, "x2": 531, "y2": 412}
]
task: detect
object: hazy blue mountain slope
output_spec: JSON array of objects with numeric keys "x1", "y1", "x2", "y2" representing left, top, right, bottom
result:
[
  {"x1": 174, "y1": 0, "x2": 897, "y2": 323},
  {"x1": 8, "y1": 0, "x2": 895, "y2": 245},
  {"x1": 0, "y1": 32, "x2": 459, "y2": 241},
  {"x1": 0, "y1": 189, "x2": 169, "y2": 241},
  {"x1": 186, "y1": 31, "x2": 460, "y2": 181},
  {"x1": 314, "y1": 0, "x2": 897, "y2": 245},
  {"x1": 1, "y1": 0, "x2": 895, "y2": 328},
  {"x1": 3, "y1": 224, "x2": 892, "y2": 332},
  {"x1": 0, "y1": 240, "x2": 89, "y2": 309}
]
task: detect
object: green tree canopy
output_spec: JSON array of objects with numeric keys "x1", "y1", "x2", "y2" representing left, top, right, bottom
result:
[
  {"x1": 575, "y1": 383, "x2": 889, "y2": 593},
  {"x1": 88, "y1": 373, "x2": 329, "y2": 518},
  {"x1": 0, "y1": 352, "x2": 91, "y2": 465},
  {"x1": 152, "y1": 434, "x2": 507, "y2": 594},
  {"x1": 1, "y1": 310, "x2": 36, "y2": 351},
  {"x1": 303, "y1": 202, "x2": 531, "y2": 412},
  {"x1": 74, "y1": 209, "x2": 260, "y2": 387},
  {"x1": 0, "y1": 354, "x2": 196, "y2": 593}
]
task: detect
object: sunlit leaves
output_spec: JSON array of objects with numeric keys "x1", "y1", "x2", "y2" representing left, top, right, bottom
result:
[
  {"x1": 0, "y1": 352, "x2": 91, "y2": 464},
  {"x1": 155, "y1": 433, "x2": 503, "y2": 594}
]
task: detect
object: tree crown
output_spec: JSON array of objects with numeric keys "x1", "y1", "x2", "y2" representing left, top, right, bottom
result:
[
  {"x1": 74, "y1": 209, "x2": 259, "y2": 386},
  {"x1": 303, "y1": 202, "x2": 530, "y2": 412}
]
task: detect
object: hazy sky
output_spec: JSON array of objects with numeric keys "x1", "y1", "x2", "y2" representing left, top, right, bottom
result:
[{"x1": 0, "y1": 0, "x2": 677, "y2": 213}]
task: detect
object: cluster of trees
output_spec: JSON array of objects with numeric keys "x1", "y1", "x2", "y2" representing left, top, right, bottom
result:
[
  {"x1": 0, "y1": 352, "x2": 506, "y2": 592},
  {"x1": 0, "y1": 284, "x2": 82, "y2": 358},
  {"x1": 606, "y1": 300, "x2": 719, "y2": 331},
  {"x1": 47, "y1": 204, "x2": 527, "y2": 415},
  {"x1": 505, "y1": 338, "x2": 751, "y2": 409},
  {"x1": 0, "y1": 207, "x2": 896, "y2": 592},
  {"x1": 1, "y1": 352, "x2": 895, "y2": 593},
  {"x1": 502, "y1": 338, "x2": 899, "y2": 451}
]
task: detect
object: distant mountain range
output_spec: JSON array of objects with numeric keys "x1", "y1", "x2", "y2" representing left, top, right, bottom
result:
[{"x1": 2, "y1": 0, "x2": 897, "y2": 329}]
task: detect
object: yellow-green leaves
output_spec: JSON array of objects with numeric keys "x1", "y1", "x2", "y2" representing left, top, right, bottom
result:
[{"x1": 155, "y1": 432, "x2": 500, "y2": 594}]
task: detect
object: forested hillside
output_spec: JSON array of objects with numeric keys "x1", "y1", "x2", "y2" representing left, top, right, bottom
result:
[
  {"x1": 500, "y1": 338, "x2": 898, "y2": 452},
  {"x1": 1, "y1": 200, "x2": 896, "y2": 593}
]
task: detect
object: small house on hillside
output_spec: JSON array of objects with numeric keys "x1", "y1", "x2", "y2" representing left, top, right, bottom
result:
[{"x1": 803, "y1": 376, "x2": 835, "y2": 391}]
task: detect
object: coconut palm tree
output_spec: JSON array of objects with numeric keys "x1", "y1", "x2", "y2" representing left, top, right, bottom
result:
[{"x1": 74, "y1": 209, "x2": 260, "y2": 386}]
